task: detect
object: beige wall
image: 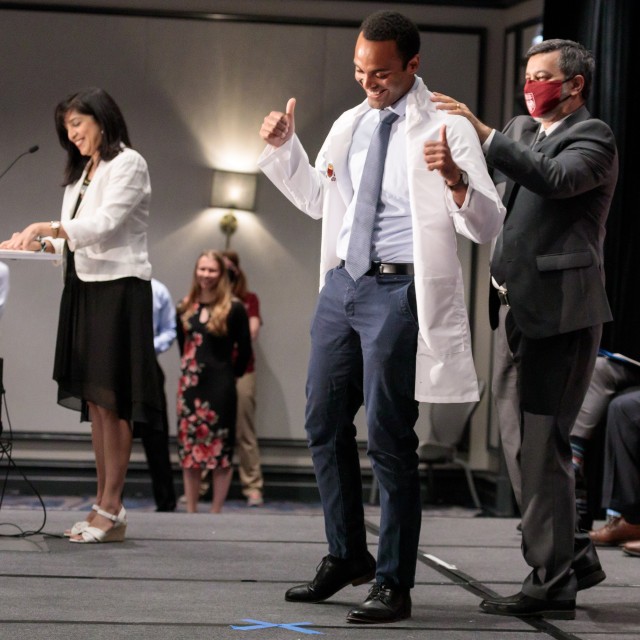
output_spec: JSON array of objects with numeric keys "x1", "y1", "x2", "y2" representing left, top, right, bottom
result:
[{"x1": 0, "y1": 1, "x2": 542, "y2": 468}]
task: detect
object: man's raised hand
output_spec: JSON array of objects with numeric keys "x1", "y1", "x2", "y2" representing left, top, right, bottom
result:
[
  {"x1": 423, "y1": 125, "x2": 459, "y2": 183},
  {"x1": 260, "y1": 97, "x2": 296, "y2": 148}
]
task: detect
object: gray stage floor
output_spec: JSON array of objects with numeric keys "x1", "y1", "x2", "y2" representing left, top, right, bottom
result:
[{"x1": 0, "y1": 502, "x2": 638, "y2": 639}]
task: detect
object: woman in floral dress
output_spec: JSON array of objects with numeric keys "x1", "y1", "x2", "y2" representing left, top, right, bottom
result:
[{"x1": 176, "y1": 250, "x2": 251, "y2": 512}]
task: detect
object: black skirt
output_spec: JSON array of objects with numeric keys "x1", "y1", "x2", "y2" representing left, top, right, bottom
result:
[{"x1": 53, "y1": 252, "x2": 163, "y2": 436}]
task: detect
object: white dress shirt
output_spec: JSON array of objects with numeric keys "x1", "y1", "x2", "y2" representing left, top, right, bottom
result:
[{"x1": 337, "y1": 86, "x2": 413, "y2": 263}]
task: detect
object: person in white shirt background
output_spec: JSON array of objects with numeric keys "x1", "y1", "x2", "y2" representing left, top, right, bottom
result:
[{"x1": 0, "y1": 262, "x2": 8, "y2": 319}]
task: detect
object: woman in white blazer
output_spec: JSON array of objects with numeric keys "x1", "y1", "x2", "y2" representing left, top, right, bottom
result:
[{"x1": 1, "y1": 88, "x2": 162, "y2": 543}]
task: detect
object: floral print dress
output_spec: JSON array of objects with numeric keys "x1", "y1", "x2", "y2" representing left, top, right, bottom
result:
[{"x1": 176, "y1": 300, "x2": 251, "y2": 469}]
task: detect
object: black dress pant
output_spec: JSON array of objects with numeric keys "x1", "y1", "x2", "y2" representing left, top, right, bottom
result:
[
  {"x1": 140, "y1": 363, "x2": 176, "y2": 511},
  {"x1": 602, "y1": 388, "x2": 640, "y2": 522}
]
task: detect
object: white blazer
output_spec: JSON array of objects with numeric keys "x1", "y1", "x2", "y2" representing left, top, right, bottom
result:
[
  {"x1": 49, "y1": 147, "x2": 152, "y2": 281},
  {"x1": 258, "y1": 77, "x2": 505, "y2": 402}
]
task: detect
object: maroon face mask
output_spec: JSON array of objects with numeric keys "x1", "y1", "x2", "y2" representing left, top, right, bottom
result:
[{"x1": 524, "y1": 79, "x2": 572, "y2": 117}]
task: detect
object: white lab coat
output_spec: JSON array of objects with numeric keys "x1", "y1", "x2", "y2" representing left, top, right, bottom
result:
[{"x1": 259, "y1": 78, "x2": 505, "y2": 402}]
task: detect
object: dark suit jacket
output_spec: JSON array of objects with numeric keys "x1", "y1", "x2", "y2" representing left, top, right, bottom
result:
[{"x1": 487, "y1": 106, "x2": 618, "y2": 339}]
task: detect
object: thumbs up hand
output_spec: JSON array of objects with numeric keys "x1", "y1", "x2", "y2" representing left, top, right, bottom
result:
[
  {"x1": 260, "y1": 97, "x2": 296, "y2": 148},
  {"x1": 423, "y1": 124, "x2": 462, "y2": 186}
]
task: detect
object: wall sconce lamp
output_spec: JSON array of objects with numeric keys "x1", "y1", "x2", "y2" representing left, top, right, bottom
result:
[{"x1": 210, "y1": 169, "x2": 258, "y2": 249}]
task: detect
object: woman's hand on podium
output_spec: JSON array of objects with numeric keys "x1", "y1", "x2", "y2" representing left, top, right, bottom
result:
[{"x1": 0, "y1": 222, "x2": 52, "y2": 252}]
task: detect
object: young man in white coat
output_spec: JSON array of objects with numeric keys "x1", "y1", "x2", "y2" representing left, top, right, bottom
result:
[{"x1": 258, "y1": 11, "x2": 505, "y2": 624}]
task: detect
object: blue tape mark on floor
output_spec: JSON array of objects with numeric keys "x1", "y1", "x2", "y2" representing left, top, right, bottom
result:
[{"x1": 230, "y1": 618, "x2": 323, "y2": 634}]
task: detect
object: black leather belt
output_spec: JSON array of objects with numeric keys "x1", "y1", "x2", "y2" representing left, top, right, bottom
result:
[
  {"x1": 339, "y1": 260, "x2": 414, "y2": 276},
  {"x1": 497, "y1": 289, "x2": 510, "y2": 306}
]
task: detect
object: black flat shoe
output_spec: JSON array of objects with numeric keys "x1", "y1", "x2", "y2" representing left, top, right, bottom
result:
[
  {"x1": 346, "y1": 583, "x2": 411, "y2": 624},
  {"x1": 285, "y1": 552, "x2": 376, "y2": 603},
  {"x1": 480, "y1": 591, "x2": 575, "y2": 620}
]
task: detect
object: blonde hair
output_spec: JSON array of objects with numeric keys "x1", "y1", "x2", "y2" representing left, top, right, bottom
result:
[{"x1": 177, "y1": 250, "x2": 232, "y2": 335}]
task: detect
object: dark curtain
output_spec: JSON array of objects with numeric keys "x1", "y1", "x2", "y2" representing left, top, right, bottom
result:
[{"x1": 544, "y1": 0, "x2": 640, "y2": 359}]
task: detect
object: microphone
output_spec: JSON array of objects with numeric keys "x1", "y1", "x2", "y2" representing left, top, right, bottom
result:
[{"x1": 0, "y1": 145, "x2": 39, "y2": 182}]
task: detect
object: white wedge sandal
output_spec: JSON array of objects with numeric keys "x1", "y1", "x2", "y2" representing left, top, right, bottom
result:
[
  {"x1": 70, "y1": 506, "x2": 127, "y2": 544},
  {"x1": 63, "y1": 503, "x2": 100, "y2": 537}
]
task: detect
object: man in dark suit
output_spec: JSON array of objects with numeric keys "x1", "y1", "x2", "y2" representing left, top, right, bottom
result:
[{"x1": 433, "y1": 39, "x2": 618, "y2": 619}]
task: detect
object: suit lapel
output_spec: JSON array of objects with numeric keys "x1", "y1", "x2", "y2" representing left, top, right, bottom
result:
[
  {"x1": 74, "y1": 157, "x2": 108, "y2": 219},
  {"x1": 496, "y1": 106, "x2": 592, "y2": 215},
  {"x1": 528, "y1": 105, "x2": 591, "y2": 154}
]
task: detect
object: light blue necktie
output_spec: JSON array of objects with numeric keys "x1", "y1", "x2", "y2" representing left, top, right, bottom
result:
[{"x1": 345, "y1": 110, "x2": 399, "y2": 281}]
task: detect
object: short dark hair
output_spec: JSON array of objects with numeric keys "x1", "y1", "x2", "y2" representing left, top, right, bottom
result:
[
  {"x1": 360, "y1": 11, "x2": 420, "y2": 68},
  {"x1": 55, "y1": 87, "x2": 132, "y2": 186},
  {"x1": 526, "y1": 39, "x2": 595, "y2": 100}
]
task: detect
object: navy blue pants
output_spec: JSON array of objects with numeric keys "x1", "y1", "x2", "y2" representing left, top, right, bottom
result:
[{"x1": 305, "y1": 265, "x2": 420, "y2": 588}]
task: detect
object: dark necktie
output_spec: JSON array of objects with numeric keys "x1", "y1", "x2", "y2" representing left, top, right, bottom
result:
[
  {"x1": 490, "y1": 232, "x2": 506, "y2": 286},
  {"x1": 533, "y1": 130, "x2": 546, "y2": 150},
  {"x1": 345, "y1": 110, "x2": 399, "y2": 281}
]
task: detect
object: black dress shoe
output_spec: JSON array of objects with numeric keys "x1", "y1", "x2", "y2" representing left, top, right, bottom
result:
[
  {"x1": 346, "y1": 583, "x2": 411, "y2": 624},
  {"x1": 573, "y1": 534, "x2": 606, "y2": 590},
  {"x1": 480, "y1": 592, "x2": 575, "y2": 620},
  {"x1": 575, "y1": 561, "x2": 606, "y2": 591},
  {"x1": 285, "y1": 552, "x2": 375, "y2": 603}
]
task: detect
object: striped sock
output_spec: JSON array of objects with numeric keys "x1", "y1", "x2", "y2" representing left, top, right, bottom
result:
[{"x1": 570, "y1": 436, "x2": 587, "y2": 475}]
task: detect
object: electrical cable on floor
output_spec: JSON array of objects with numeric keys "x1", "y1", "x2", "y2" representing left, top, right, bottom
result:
[{"x1": 0, "y1": 390, "x2": 60, "y2": 538}]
